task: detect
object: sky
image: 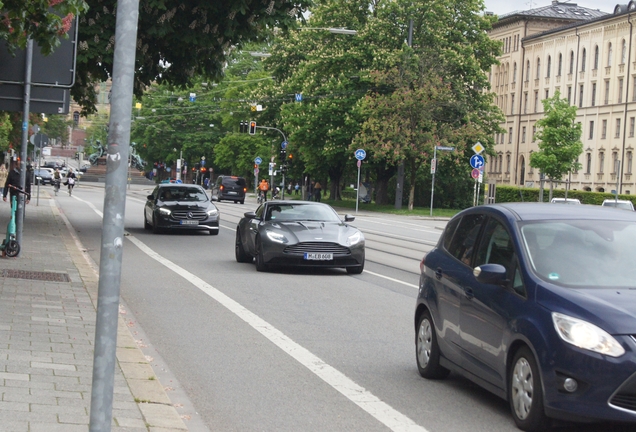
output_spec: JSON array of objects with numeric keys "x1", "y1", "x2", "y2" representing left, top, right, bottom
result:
[{"x1": 483, "y1": 0, "x2": 612, "y2": 16}]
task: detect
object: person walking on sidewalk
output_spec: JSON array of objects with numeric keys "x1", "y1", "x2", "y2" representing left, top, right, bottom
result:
[
  {"x1": 314, "y1": 181, "x2": 322, "y2": 202},
  {"x1": 65, "y1": 168, "x2": 77, "y2": 196},
  {"x1": 3, "y1": 159, "x2": 31, "y2": 205}
]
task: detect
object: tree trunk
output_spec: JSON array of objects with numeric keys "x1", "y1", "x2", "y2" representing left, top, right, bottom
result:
[
  {"x1": 374, "y1": 163, "x2": 396, "y2": 205},
  {"x1": 408, "y1": 158, "x2": 416, "y2": 210}
]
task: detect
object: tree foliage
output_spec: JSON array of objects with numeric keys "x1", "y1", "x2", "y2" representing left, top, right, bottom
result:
[
  {"x1": 41, "y1": 115, "x2": 71, "y2": 146},
  {"x1": 530, "y1": 91, "x2": 583, "y2": 180},
  {"x1": 0, "y1": 0, "x2": 88, "y2": 55},
  {"x1": 0, "y1": 112, "x2": 12, "y2": 152}
]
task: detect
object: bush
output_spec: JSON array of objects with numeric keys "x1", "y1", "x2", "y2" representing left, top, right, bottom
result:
[{"x1": 494, "y1": 185, "x2": 636, "y2": 206}]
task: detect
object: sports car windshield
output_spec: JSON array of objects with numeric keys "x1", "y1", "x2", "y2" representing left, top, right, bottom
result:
[
  {"x1": 265, "y1": 203, "x2": 341, "y2": 222},
  {"x1": 159, "y1": 187, "x2": 208, "y2": 202},
  {"x1": 520, "y1": 220, "x2": 636, "y2": 288}
]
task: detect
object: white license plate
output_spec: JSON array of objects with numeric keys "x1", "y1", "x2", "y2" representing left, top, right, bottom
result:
[
  {"x1": 228, "y1": 191, "x2": 238, "y2": 195},
  {"x1": 304, "y1": 253, "x2": 333, "y2": 261},
  {"x1": 180, "y1": 220, "x2": 199, "y2": 225}
]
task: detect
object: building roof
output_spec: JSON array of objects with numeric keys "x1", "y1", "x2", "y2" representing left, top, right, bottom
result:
[{"x1": 495, "y1": 1, "x2": 608, "y2": 26}]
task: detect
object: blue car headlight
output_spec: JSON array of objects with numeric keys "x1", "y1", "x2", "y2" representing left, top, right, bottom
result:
[
  {"x1": 552, "y1": 312, "x2": 625, "y2": 357},
  {"x1": 347, "y1": 231, "x2": 362, "y2": 246},
  {"x1": 266, "y1": 230, "x2": 288, "y2": 244},
  {"x1": 159, "y1": 208, "x2": 172, "y2": 216}
]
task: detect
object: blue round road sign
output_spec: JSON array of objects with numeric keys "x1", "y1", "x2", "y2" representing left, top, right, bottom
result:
[
  {"x1": 355, "y1": 149, "x2": 366, "y2": 161},
  {"x1": 470, "y1": 154, "x2": 485, "y2": 169},
  {"x1": 281, "y1": 141, "x2": 288, "y2": 149},
  {"x1": 254, "y1": 157, "x2": 262, "y2": 165}
]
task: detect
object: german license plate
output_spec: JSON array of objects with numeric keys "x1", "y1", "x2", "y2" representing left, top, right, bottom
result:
[
  {"x1": 304, "y1": 253, "x2": 333, "y2": 260},
  {"x1": 228, "y1": 191, "x2": 237, "y2": 195},
  {"x1": 180, "y1": 220, "x2": 199, "y2": 225}
]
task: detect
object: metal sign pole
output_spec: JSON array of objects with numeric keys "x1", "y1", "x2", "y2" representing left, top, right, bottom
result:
[
  {"x1": 430, "y1": 145, "x2": 437, "y2": 217},
  {"x1": 356, "y1": 163, "x2": 361, "y2": 214},
  {"x1": 16, "y1": 39, "x2": 33, "y2": 251},
  {"x1": 89, "y1": 0, "x2": 139, "y2": 430}
]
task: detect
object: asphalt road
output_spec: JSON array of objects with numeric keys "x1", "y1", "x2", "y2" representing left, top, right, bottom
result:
[{"x1": 49, "y1": 184, "x2": 632, "y2": 432}]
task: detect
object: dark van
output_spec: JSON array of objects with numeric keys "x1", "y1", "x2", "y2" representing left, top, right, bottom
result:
[{"x1": 211, "y1": 175, "x2": 247, "y2": 204}]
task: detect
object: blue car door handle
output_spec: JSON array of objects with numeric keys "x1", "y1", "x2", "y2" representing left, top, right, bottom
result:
[
  {"x1": 435, "y1": 268, "x2": 443, "y2": 280},
  {"x1": 464, "y1": 287, "x2": 474, "y2": 299}
]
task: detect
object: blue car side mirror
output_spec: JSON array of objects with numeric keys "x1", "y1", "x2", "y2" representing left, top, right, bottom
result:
[{"x1": 473, "y1": 264, "x2": 508, "y2": 285}]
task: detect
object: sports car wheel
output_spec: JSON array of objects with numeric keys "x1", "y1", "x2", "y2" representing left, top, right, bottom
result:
[
  {"x1": 415, "y1": 309, "x2": 449, "y2": 379},
  {"x1": 255, "y1": 237, "x2": 268, "y2": 272},
  {"x1": 235, "y1": 230, "x2": 252, "y2": 263},
  {"x1": 151, "y1": 215, "x2": 161, "y2": 234},
  {"x1": 5, "y1": 240, "x2": 20, "y2": 257},
  {"x1": 144, "y1": 213, "x2": 151, "y2": 230},
  {"x1": 509, "y1": 347, "x2": 548, "y2": 431}
]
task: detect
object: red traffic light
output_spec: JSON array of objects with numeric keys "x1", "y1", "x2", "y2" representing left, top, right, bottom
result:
[{"x1": 249, "y1": 121, "x2": 257, "y2": 135}]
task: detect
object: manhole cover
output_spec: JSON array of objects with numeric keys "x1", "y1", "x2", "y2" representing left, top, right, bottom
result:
[{"x1": 1, "y1": 269, "x2": 70, "y2": 282}]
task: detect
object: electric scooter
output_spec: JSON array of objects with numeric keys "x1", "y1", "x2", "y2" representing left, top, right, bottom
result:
[{"x1": 1, "y1": 185, "x2": 30, "y2": 258}]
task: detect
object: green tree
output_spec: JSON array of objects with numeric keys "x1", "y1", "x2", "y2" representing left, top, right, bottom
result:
[
  {"x1": 41, "y1": 115, "x2": 71, "y2": 146},
  {"x1": 0, "y1": 0, "x2": 88, "y2": 55},
  {"x1": 530, "y1": 91, "x2": 583, "y2": 181},
  {"x1": 0, "y1": 113, "x2": 12, "y2": 152}
]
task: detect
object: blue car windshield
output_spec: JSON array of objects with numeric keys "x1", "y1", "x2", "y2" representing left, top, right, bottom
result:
[{"x1": 520, "y1": 220, "x2": 636, "y2": 288}]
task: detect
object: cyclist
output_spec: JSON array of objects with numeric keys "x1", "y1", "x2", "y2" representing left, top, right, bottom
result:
[
  {"x1": 66, "y1": 168, "x2": 77, "y2": 196},
  {"x1": 53, "y1": 169, "x2": 61, "y2": 195},
  {"x1": 258, "y1": 179, "x2": 269, "y2": 202}
]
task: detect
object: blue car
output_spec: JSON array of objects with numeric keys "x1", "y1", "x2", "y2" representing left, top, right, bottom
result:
[{"x1": 415, "y1": 203, "x2": 636, "y2": 431}]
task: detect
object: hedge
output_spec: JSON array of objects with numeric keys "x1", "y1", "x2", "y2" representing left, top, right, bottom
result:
[{"x1": 494, "y1": 185, "x2": 636, "y2": 206}]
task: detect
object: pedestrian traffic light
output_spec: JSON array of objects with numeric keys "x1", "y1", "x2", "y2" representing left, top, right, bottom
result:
[
  {"x1": 279, "y1": 149, "x2": 287, "y2": 162},
  {"x1": 249, "y1": 121, "x2": 257, "y2": 135},
  {"x1": 239, "y1": 121, "x2": 246, "y2": 133}
]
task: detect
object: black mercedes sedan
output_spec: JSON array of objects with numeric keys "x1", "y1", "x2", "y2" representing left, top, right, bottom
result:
[
  {"x1": 144, "y1": 184, "x2": 220, "y2": 235},
  {"x1": 235, "y1": 201, "x2": 365, "y2": 273}
]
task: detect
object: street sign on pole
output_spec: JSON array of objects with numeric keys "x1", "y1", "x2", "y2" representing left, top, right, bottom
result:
[
  {"x1": 472, "y1": 142, "x2": 485, "y2": 154},
  {"x1": 281, "y1": 141, "x2": 288, "y2": 149},
  {"x1": 355, "y1": 149, "x2": 366, "y2": 161},
  {"x1": 471, "y1": 168, "x2": 480, "y2": 179},
  {"x1": 470, "y1": 154, "x2": 485, "y2": 169},
  {"x1": 436, "y1": 146, "x2": 455, "y2": 151},
  {"x1": 254, "y1": 157, "x2": 262, "y2": 165},
  {"x1": 431, "y1": 158, "x2": 436, "y2": 174}
]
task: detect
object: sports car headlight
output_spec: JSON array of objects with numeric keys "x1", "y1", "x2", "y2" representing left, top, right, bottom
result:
[
  {"x1": 159, "y1": 208, "x2": 172, "y2": 216},
  {"x1": 266, "y1": 230, "x2": 288, "y2": 244},
  {"x1": 347, "y1": 231, "x2": 362, "y2": 246},
  {"x1": 207, "y1": 208, "x2": 218, "y2": 216},
  {"x1": 552, "y1": 312, "x2": 625, "y2": 357}
]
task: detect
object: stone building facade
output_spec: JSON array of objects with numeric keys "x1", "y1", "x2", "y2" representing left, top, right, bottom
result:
[{"x1": 487, "y1": 1, "x2": 636, "y2": 193}]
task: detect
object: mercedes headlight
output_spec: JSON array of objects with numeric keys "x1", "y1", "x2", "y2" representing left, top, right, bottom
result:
[
  {"x1": 159, "y1": 208, "x2": 172, "y2": 216},
  {"x1": 552, "y1": 312, "x2": 625, "y2": 357},
  {"x1": 347, "y1": 231, "x2": 362, "y2": 246},
  {"x1": 266, "y1": 230, "x2": 288, "y2": 244},
  {"x1": 207, "y1": 208, "x2": 218, "y2": 216}
]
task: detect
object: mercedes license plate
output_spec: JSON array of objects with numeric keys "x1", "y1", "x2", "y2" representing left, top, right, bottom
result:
[
  {"x1": 180, "y1": 220, "x2": 199, "y2": 225},
  {"x1": 304, "y1": 252, "x2": 333, "y2": 261}
]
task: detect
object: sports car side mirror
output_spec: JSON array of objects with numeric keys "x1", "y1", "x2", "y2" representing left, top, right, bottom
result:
[
  {"x1": 344, "y1": 214, "x2": 355, "y2": 222},
  {"x1": 244, "y1": 211, "x2": 257, "y2": 219},
  {"x1": 146, "y1": 194, "x2": 154, "y2": 200}
]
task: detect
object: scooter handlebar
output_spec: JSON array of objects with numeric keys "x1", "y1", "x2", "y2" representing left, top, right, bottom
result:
[{"x1": 7, "y1": 184, "x2": 31, "y2": 200}]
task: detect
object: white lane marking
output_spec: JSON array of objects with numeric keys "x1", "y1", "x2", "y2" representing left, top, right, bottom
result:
[
  {"x1": 363, "y1": 270, "x2": 419, "y2": 289},
  {"x1": 126, "y1": 235, "x2": 428, "y2": 432},
  {"x1": 73, "y1": 195, "x2": 428, "y2": 432}
]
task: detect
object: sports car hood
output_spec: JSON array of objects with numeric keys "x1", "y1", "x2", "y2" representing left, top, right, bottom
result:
[
  {"x1": 537, "y1": 284, "x2": 636, "y2": 334},
  {"x1": 268, "y1": 221, "x2": 360, "y2": 244}
]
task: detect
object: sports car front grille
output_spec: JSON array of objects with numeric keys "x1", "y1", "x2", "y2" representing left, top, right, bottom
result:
[
  {"x1": 171, "y1": 210, "x2": 208, "y2": 221},
  {"x1": 284, "y1": 242, "x2": 351, "y2": 255}
]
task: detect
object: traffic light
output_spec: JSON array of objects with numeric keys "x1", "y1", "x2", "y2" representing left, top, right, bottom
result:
[
  {"x1": 288, "y1": 153, "x2": 293, "y2": 164},
  {"x1": 279, "y1": 149, "x2": 287, "y2": 162},
  {"x1": 239, "y1": 121, "x2": 246, "y2": 133},
  {"x1": 249, "y1": 121, "x2": 257, "y2": 135}
]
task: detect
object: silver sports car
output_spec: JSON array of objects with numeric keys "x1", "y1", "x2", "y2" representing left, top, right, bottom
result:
[{"x1": 235, "y1": 201, "x2": 365, "y2": 273}]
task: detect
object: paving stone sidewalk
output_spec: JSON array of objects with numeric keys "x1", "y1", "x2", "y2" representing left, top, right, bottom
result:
[{"x1": 0, "y1": 191, "x2": 188, "y2": 431}]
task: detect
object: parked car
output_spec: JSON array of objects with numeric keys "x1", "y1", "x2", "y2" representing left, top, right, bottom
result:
[
  {"x1": 550, "y1": 197, "x2": 581, "y2": 204},
  {"x1": 415, "y1": 203, "x2": 636, "y2": 430},
  {"x1": 33, "y1": 168, "x2": 53, "y2": 185},
  {"x1": 211, "y1": 175, "x2": 247, "y2": 204},
  {"x1": 235, "y1": 201, "x2": 365, "y2": 273},
  {"x1": 601, "y1": 199, "x2": 635, "y2": 211},
  {"x1": 144, "y1": 184, "x2": 220, "y2": 235}
]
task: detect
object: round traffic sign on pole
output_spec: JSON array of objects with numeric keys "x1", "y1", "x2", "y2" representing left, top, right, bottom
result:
[
  {"x1": 355, "y1": 149, "x2": 366, "y2": 161},
  {"x1": 471, "y1": 168, "x2": 480, "y2": 179},
  {"x1": 281, "y1": 141, "x2": 288, "y2": 149},
  {"x1": 254, "y1": 157, "x2": 262, "y2": 165},
  {"x1": 470, "y1": 154, "x2": 485, "y2": 169}
]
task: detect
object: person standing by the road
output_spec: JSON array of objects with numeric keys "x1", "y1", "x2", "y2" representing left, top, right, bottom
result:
[
  {"x1": 65, "y1": 168, "x2": 77, "y2": 196},
  {"x1": 287, "y1": 182, "x2": 292, "y2": 196},
  {"x1": 314, "y1": 181, "x2": 322, "y2": 202},
  {"x1": 258, "y1": 178, "x2": 269, "y2": 202},
  {"x1": 3, "y1": 159, "x2": 30, "y2": 205},
  {"x1": 294, "y1": 182, "x2": 299, "y2": 195}
]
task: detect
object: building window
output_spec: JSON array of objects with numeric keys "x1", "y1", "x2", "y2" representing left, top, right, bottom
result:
[
  {"x1": 567, "y1": 86, "x2": 572, "y2": 104},
  {"x1": 616, "y1": 118, "x2": 622, "y2": 138},
  {"x1": 612, "y1": 152, "x2": 618, "y2": 173},
  {"x1": 536, "y1": 58, "x2": 541, "y2": 80},
  {"x1": 619, "y1": 78, "x2": 624, "y2": 104},
  {"x1": 579, "y1": 85, "x2": 584, "y2": 108},
  {"x1": 594, "y1": 45, "x2": 599, "y2": 69},
  {"x1": 506, "y1": 154, "x2": 511, "y2": 173},
  {"x1": 526, "y1": 60, "x2": 530, "y2": 81},
  {"x1": 509, "y1": 127, "x2": 513, "y2": 144},
  {"x1": 628, "y1": 151, "x2": 633, "y2": 174},
  {"x1": 522, "y1": 126, "x2": 526, "y2": 143},
  {"x1": 545, "y1": 89, "x2": 549, "y2": 100},
  {"x1": 511, "y1": 94, "x2": 515, "y2": 114},
  {"x1": 608, "y1": 42, "x2": 613, "y2": 67},
  {"x1": 599, "y1": 152, "x2": 605, "y2": 173},
  {"x1": 605, "y1": 81, "x2": 610, "y2": 104},
  {"x1": 622, "y1": 39, "x2": 627, "y2": 64},
  {"x1": 589, "y1": 121, "x2": 594, "y2": 139},
  {"x1": 569, "y1": 51, "x2": 574, "y2": 74},
  {"x1": 581, "y1": 48, "x2": 586, "y2": 72},
  {"x1": 547, "y1": 56, "x2": 551, "y2": 78},
  {"x1": 586, "y1": 153, "x2": 592, "y2": 174},
  {"x1": 513, "y1": 63, "x2": 517, "y2": 83},
  {"x1": 532, "y1": 125, "x2": 536, "y2": 142},
  {"x1": 633, "y1": 77, "x2": 636, "y2": 101},
  {"x1": 534, "y1": 91, "x2": 539, "y2": 112},
  {"x1": 602, "y1": 119, "x2": 607, "y2": 139},
  {"x1": 630, "y1": 117, "x2": 635, "y2": 137},
  {"x1": 498, "y1": 155, "x2": 503, "y2": 172},
  {"x1": 524, "y1": 92, "x2": 528, "y2": 113},
  {"x1": 558, "y1": 53, "x2": 563, "y2": 76},
  {"x1": 591, "y1": 83, "x2": 596, "y2": 107}
]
